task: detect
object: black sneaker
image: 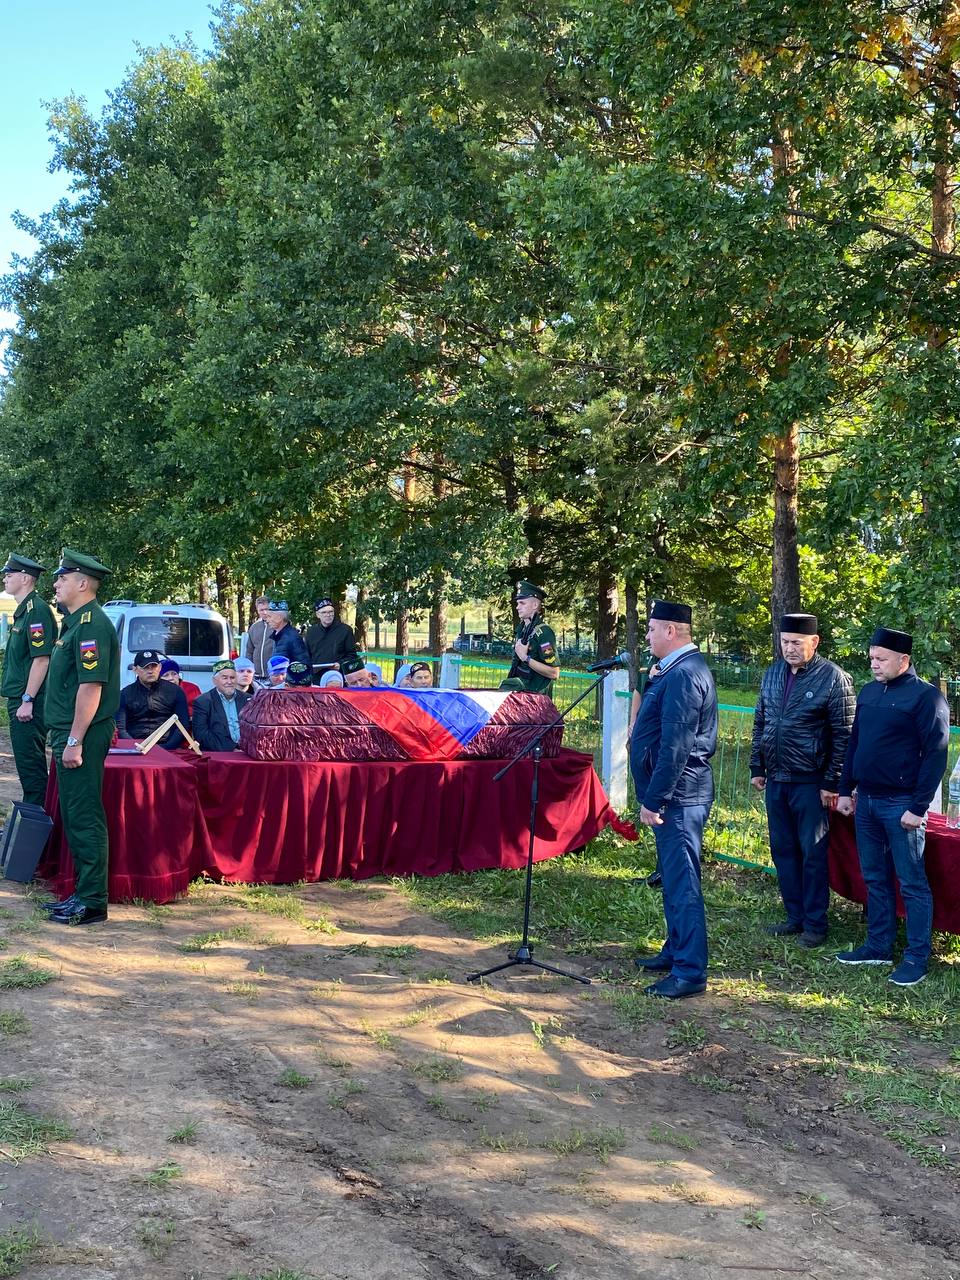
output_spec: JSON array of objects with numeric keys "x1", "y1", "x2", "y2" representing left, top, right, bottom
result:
[
  {"x1": 797, "y1": 932, "x2": 827, "y2": 948},
  {"x1": 766, "y1": 922, "x2": 802, "y2": 936}
]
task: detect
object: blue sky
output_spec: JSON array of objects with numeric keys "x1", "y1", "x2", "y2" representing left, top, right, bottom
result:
[{"x1": 1, "y1": 0, "x2": 218, "y2": 351}]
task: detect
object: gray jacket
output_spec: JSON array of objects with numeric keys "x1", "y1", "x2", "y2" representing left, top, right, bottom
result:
[{"x1": 245, "y1": 618, "x2": 275, "y2": 678}]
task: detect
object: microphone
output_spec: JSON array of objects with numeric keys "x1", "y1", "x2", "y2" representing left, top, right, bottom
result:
[{"x1": 586, "y1": 651, "x2": 631, "y2": 673}]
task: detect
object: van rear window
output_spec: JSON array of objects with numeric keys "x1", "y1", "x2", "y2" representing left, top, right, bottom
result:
[{"x1": 127, "y1": 617, "x2": 223, "y2": 658}]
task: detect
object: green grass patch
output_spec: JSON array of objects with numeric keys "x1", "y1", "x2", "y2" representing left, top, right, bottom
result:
[
  {"x1": 136, "y1": 1216, "x2": 176, "y2": 1261},
  {"x1": 142, "y1": 1160, "x2": 184, "y2": 1188},
  {"x1": 0, "y1": 957, "x2": 55, "y2": 989},
  {"x1": 237, "y1": 884, "x2": 308, "y2": 922},
  {"x1": 0, "y1": 1011, "x2": 29, "y2": 1037},
  {"x1": 0, "y1": 1225, "x2": 43, "y2": 1277},
  {"x1": 409, "y1": 1054, "x2": 463, "y2": 1083},
  {"x1": 167, "y1": 1120, "x2": 200, "y2": 1144},
  {"x1": 0, "y1": 1099, "x2": 72, "y2": 1160},
  {"x1": 277, "y1": 1069, "x2": 314, "y2": 1089},
  {"x1": 0, "y1": 1078, "x2": 33, "y2": 1094},
  {"x1": 177, "y1": 926, "x2": 254, "y2": 953},
  {"x1": 543, "y1": 1125, "x2": 626, "y2": 1162},
  {"x1": 647, "y1": 1124, "x2": 698, "y2": 1151}
]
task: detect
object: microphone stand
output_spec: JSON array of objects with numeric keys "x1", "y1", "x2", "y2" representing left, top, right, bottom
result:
[{"x1": 466, "y1": 663, "x2": 622, "y2": 985}]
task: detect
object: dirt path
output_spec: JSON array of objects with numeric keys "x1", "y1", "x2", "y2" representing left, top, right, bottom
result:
[{"x1": 0, "y1": 867, "x2": 958, "y2": 1280}]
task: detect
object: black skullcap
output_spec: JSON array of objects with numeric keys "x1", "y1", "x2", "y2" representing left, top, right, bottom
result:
[
  {"x1": 870, "y1": 626, "x2": 912, "y2": 655},
  {"x1": 650, "y1": 600, "x2": 692, "y2": 625},
  {"x1": 780, "y1": 613, "x2": 818, "y2": 636}
]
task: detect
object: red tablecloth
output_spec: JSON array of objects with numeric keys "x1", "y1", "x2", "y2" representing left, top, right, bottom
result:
[
  {"x1": 40, "y1": 747, "x2": 616, "y2": 903},
  {"x1": 829, "y1": 811, "x2": 960, "y2": 933},
  {"x1": 41, "y1": 746, "x2": 212, "y2": 903}
]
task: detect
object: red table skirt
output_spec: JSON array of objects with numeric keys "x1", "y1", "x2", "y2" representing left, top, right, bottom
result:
[
  {"x1": 40, "y1": 747, "x2": 616, "y2": 903},
  {"x1": 829, "y1": 810, "x2": 960, "y2": 933}
]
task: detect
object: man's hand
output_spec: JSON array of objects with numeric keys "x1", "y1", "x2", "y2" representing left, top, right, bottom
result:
[
  {"x1": 835, "y1": 795, "x2": 855, "y2": 817},
  {"x1": 15, "y1": 702, "x2": 34, "y2": 723},
  {"x1": 514, "y1": 640, "x2": 529, "y2": 662},
  {"x1": 820, "y1": 790, "x2": 838, "y2": 810},
  {"x1": 900, "y1": 810, "x2": 923, "y2": 830},
  {"x1": 639, "y1": 804, "x2": 663, "y2": 827},
  {"x1": 750, "y1": 775, "x2": 766, "y2": 791},
  {"x1": 62, "y1": 744, "x2": 83, "y2": 770}
]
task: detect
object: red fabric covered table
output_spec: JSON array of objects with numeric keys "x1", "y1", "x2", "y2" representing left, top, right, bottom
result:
[
  {"x1": 829, "y1": 811, "x2": 960, "y2": 933},
  {"x1": 41, "y1": 745, "x2": 211, "y2": 903},
  {"x1": 40, "y1": 747, "x2": 616, "y2": 903}
]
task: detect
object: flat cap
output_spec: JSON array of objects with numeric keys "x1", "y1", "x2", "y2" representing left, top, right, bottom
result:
[
  {"x1": 780, "y1": 613, "x2": 818, "y2": 636},
  {"x1": 650, "y1": 599, "x2": 692, "y2": 625},
  {"x1": 870, "y1": 626, "x2": 912, "y2": 655}
]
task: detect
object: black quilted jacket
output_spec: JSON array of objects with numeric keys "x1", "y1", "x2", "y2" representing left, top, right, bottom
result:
[{"x1": 749, "y1": 654, "x2": 856, "y2": 787}]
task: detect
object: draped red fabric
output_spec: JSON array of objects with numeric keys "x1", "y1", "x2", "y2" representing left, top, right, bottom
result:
[
  {"x1": 39, "y1": 747, "x2": 618, "y2": 903},
  {"x1": 829, "y1": 811, "x2": 960, "y2": 933},
  {"x1": 41, "y1": 745, "x2": 211, "y2": 902}
]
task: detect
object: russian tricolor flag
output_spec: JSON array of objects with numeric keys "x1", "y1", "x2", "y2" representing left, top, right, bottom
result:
[{"x1": 357, "y1": 689, "x2": 512, "y2": 761}]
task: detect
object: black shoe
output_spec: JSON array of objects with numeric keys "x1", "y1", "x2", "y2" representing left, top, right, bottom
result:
[
  {"x1": 49, "y1": 904, "x2": 108, "y2": 926},
  {"x1": 644, "y1": 975, "x2": 707, "y2": 999},
  {"x1": 797, "y1": 931, "x2": 827, "y2": 948},
  {"x1": 644, "y1": 871, "x2": 663, "y2": 889},
  {"x1": 635, "y1": 952, "x2": 673, "y2": 972},
  {"x1": 39, "y1": 894, "x2": 79, "y2": 914},
  {"x1": 766, "y1": 922, "x2": 802, "y2": 936}
]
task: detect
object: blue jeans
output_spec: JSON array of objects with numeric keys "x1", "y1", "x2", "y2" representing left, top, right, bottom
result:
[
  {"x1": 854, "y1": 793, "x2": 932, "y2": 966},
  {"x1": 652, "y1": 803, "x2": 711, "y2": 983},
  {"x1": 765, "y1": 781, "x2": 830, "y2": 934}
]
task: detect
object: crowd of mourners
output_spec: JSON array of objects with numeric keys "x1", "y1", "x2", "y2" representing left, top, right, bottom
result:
[{"x1": 115, "y1": 595, "x2": 436, "y2": 754}]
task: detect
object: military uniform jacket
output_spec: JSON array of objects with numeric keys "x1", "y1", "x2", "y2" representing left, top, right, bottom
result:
[
  {"x1": 0, "y1": 590, "x2": 58, "y2": 699},
  {"x1": 506, "y1": 618, "x2": 560, "y2": 693},
  {"x1": 305, "y1": 620, "x2": 358, "y2": 669},
  {"x1": 45, "y1": 599, "x2": 121, "y2": 730}
]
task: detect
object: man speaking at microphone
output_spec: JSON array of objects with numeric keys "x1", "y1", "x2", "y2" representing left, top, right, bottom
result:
[{"x1": 628, "y1": 600, "x2": 717, "y2": 998}]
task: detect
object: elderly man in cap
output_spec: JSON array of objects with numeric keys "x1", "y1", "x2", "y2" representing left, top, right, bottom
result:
[
  {"x1": 305, "y1": 596, "x2": 358, "y2": 676},
  {"x1": 116, "y1": 650, "x2": 190, "y2": 749},
  {"x1": 629, "y1": 600, "x2": 717, "y2": 998},
  {"x1": 835, "y1": 627, "x2": 949, "y2": 986},
  {"x1": 750, "y1": 613, "x2": 855, "y2": 946},
  {"x1": 0, "y1": 554, "x2": 58, "y2": 807},
  {"x1": 42, "y1": 550, "x2": 120, "y2": 926},
  {"x1": 341, "y1": 655, "x2": 376, "y2": 687},
  {"x1": 192, "y1": 660, "x2": 254, "y2": 752},
  {"x1": 265, "y1": 599, "x2": 310, "y2": 666},
  {"x1": 499, "y1": 581, "x2": 560, "y2": 694}
]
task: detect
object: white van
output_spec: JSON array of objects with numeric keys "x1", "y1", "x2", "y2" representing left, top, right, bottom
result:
[{"x1": 102, "y1": 601, "x2": 234, "y2": 694}]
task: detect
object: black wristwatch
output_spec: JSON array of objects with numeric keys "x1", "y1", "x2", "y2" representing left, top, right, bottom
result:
[{"x1": 20, "y1": 694, "x2": 33, "y2": 704}]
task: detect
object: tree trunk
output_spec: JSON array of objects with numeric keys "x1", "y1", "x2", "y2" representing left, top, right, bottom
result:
[
  {"x1": 197, "y1": 577, "x2": 209, "y2": 604},
  {"x1": 486, "y1": 609, "x2": 493, "y2": 639},
  {"x1": 770, "y1": 130, "x2": 802, "y2": 651},
  {"x1": 625, "y1": 580, "x2": 641, "y2": 691},
  {"x1": 931, "y1": 8, "x2": 956, "y2": 348},
  {"x1": 395, "y1": 609, "x2": 409, "y2": 656},
  {"x1": 235, "y1": 581, "x2": 246, "y2": 637},
  {"x1": 354, "y1": 585, "x2": 369, "y2": 650},
  {"x1": 596, "y1": 566, "x2": 619, "y2": 660},
  {"x1": 428, "y1": 457, "x2": 447, "y2": 653},
  {"x1": 375, "y1": 616, "x2": 381, "y2": 649}
]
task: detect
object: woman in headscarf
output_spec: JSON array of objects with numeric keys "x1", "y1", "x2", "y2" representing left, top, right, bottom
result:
[{"x1": 159, "y1": 658, "x2": 202, "y2": 714}]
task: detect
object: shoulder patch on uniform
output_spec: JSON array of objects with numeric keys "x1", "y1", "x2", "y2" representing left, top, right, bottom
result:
[{"x1": 80, "y1": 610, "x2": 92, "y2": 624}]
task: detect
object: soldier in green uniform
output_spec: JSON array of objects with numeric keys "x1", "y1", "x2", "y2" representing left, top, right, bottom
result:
[
  {"x1": 0, "y1": 554, "x2": 58, "y2": 806},
  {"x1": 499, "y1": 581, "x2": 561, "y2": 695},
  {"x1": 42, "y1": 550, "x2": 120, "y2": 926}
]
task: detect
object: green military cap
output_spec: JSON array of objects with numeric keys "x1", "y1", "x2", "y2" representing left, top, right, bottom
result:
[
  {"x1": 340, "y1": 654, "x2": 366, "y2": 676},
  {"x1": 52, "y1": 548, "x2": 112, "y2": 581},
  {"x1": 1, "y1": 553, "x2": 47, "y2": 577},
  {"x1": 515, "y1": 580, "x2": 546, "y2": 602}
]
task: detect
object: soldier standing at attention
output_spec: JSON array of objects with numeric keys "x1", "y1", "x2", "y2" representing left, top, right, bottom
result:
[
  {"x1": 0, "y1": 554, "x2": 58, "y2": 807},
  {"x1": 41, "y1": 550, "x2": 120, "y2": 926},
  {"x1": 499, "y1": 581, "x2": 560, "y2": 695}
]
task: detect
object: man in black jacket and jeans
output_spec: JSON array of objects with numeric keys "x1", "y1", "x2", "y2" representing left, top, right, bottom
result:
[
  {"x1": 750, "y1": 614, "x2": 855, "y2": 946},
  {"x1": 835, "y1": 627, "x2": 948, "y2": 987}
]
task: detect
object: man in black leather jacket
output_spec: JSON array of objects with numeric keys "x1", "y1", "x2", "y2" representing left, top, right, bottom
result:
[{"x1": 750, "y1": 614, "x2": 855, "y2": 946}]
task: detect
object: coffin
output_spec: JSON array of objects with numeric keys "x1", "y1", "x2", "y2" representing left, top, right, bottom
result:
[{"x1": 238, "y1": 687, "x2": 563, "y2": 762}]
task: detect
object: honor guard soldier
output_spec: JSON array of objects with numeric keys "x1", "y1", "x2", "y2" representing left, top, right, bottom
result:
[
  {"x1": 41, "y1": 550, "x2": 120, "y2": 926},
  {"x1": 499, "y1": 581, "x2": 560, "y2": 695},
  {"x1": 0, "y1": 554, "x2": 58, "y2": 806}
]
